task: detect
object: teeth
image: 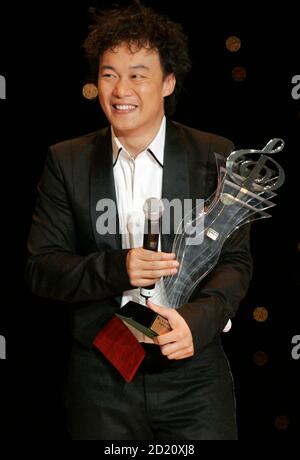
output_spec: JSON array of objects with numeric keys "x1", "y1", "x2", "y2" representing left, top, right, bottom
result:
[{"x1": 114, "y1": 104, "x2": 136, "y2": 110}]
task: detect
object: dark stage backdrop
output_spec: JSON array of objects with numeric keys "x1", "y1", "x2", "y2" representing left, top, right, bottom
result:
[{"x1": 0, "y1": 0, "x2": 299, "y2": 439}]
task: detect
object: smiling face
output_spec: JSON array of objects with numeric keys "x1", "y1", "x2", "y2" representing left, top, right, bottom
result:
[{"x1": 98, "y1": 43, "x2": 175, "y2": 144}]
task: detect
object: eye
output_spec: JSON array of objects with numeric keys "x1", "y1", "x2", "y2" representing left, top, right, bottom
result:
[
  {"x1": 100, "y1": 73, "x2": 116, "y2": 79},
  {"x1": 131, "y1": 74, "x2": 145, "y2": 79}
]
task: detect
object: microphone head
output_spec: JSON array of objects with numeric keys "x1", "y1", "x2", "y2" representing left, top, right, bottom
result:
[{"x1": 143, "y1": 198, "x2": 164, "y2": 221}]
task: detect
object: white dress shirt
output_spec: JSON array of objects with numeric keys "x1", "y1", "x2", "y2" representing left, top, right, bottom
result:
[{"x1": 112, "y1": 117, "x2": 166, "y2": 342}]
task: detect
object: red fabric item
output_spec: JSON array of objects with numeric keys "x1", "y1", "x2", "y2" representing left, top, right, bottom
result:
[{"x1": 93, "y1": 316, "x2": 146, "y2": 383}]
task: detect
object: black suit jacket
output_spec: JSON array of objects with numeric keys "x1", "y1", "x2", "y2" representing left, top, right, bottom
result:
[{"x1": 25, "y1": 120, "x2": 252, "y2": 354}]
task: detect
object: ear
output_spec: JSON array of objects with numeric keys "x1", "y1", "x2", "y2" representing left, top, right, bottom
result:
[{"x1": 162, "y1": 73, "x2": 176, "y2": 97}]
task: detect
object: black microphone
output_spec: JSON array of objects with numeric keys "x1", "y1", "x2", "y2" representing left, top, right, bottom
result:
[
  {"x1": 116, "y1": 198, "x2": 171, "y2": 338},
  {"x1": 140, "y1": 197, "x2": 164, "y2": 299}
]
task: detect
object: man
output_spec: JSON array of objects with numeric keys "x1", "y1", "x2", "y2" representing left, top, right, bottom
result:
[{"x1": 26, "y1": 2, "x2": 252, "y2": 440}]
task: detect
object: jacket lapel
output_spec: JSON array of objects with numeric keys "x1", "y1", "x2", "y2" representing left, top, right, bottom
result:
[
  {"x1": 161, "y1": 121, "x2": 190, "y2": 253},
  {"x1": 90, "y1": 128, "x2": 122, "y2": 251}
]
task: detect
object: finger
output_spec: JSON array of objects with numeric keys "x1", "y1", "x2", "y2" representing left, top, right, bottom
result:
[
  {"x1": 152, "y1": 336, "x2": 160, "y2": 345},
  {"x1": 160, "y1": 342, "x2": 179, "y2": 356},
  {"x1": 155, "y1": 330, "x2": 181, "y2": 345},
  {"x1": 160, "y1": 338, "x2": 191, "y2": 354},
  {"x1": 140, "y1": 250, "x2": 176, "y2": 261},
  {"x1": 135, "y1": 267, "x2": 177, "y2": 280},
  {"x1": 166, "y1": 345, "x2": 194, "y2": 360},
  {"x1": 160, "y1": 252, "x2": 177, "y2": 260},
  {"x1": 142, "y1": 260, "x2": 179, "y2": 270},
  {"x1": 147, "y1": 300, "x2": 176, "y2": 320},
  {"x1": 160, "y1": 342, "x2": 193, "y2": 359},
  {"x1": 144, "y1": 268, "x2": 178, "y2": 278},
  {"x1": 143, "y1": 336, "x2": 157, "y2": 345},
  {"x1": 168, "y1": 350, "x2": 194, "y2": 360}
]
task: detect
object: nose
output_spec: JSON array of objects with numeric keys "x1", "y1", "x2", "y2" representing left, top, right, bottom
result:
[{"x1": 113, "y1": 77, "x2": 133, "y2": 98}]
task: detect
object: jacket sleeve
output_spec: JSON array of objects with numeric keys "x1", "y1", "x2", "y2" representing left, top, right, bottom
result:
[{"x1": 25, "y1": 147, "x2": 132, "y2": 303}]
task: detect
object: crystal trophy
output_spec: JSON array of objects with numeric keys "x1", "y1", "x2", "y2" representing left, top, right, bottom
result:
[{"x1": 118, "y1": 139, "x2": 285, "y2": 337}]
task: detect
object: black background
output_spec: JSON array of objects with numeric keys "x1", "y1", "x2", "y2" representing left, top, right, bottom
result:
[{"x1": 0, "y1": 0, "x2": 299, "y2": 439}]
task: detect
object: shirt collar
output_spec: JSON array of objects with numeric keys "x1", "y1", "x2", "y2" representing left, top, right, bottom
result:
[{"x1": 111, "y1": 116, "x2": 166, "y2": 168}]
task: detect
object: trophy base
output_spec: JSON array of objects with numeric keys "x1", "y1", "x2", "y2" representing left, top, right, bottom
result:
[{"x1": 115, "y1": 301, "x2": 171, "y2": 338}]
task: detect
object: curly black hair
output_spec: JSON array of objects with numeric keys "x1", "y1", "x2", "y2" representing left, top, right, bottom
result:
[{"x1": 83, "y1": 1, "x2": 191, "y2": 115}]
